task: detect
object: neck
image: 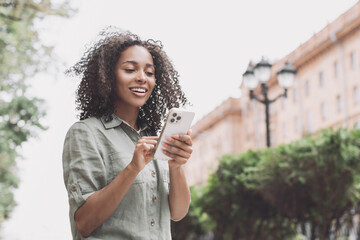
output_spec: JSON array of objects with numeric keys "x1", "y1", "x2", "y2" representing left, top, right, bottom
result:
[{"x1": 114, "y1": 104, "x2": 139, "y2": 130}]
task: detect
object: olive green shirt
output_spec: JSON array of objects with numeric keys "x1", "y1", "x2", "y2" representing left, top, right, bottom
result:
[{"x1": 62, "y1": 115, "x2": 171, "y2": 239}]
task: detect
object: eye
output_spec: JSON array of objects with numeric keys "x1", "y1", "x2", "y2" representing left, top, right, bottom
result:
[
  {"x1": 146, "y1": 71, "x2": 154, "y2": 77},
  {"x1": 125, "y1": 69, "x2": 135, "y2": 73}
]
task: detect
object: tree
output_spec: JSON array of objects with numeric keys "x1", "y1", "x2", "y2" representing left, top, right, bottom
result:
[
  {"x1": 171, "y1": 186, "x2": 215, "y2": 240},
  {"x1": 0, "y1": 0, "x2": 74, "y2": 226},
  {"x1": 201, "y1": 151, "x2": 297, "y2": 240},
  {"x1": 182, "y1": 128, "x2": 360, "y2": 239}
]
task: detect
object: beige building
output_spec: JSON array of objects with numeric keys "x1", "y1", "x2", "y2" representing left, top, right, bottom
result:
[{"x1": 185, "y1": 2, "x2": 360, "y2": 186}]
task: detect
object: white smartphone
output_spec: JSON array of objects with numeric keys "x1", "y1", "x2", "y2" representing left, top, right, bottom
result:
[{"x1": 153, "y1": 108, "x2": 195, "y2": 161}]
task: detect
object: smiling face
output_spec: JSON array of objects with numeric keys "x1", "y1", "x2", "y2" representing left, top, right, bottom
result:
[{"x1": 113, "y1": 45, "x2": 156, "y2": 113}]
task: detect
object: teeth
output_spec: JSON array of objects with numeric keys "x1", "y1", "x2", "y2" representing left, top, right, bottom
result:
[{"x1": 130, "y1": 88, "x2": 147, "y2": 93}]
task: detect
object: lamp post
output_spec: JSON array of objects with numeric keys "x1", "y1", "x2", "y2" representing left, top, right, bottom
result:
[{"x1": 242, "y1": 58, "x2": 296, "y2": 147}]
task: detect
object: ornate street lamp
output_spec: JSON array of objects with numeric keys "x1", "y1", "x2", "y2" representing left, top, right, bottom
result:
[{"x1": 242, "y1": 58, "x2": 296, "y2": 147}]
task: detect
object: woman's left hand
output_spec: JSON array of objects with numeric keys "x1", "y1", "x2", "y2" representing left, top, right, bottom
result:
[{"x1": 162, "y1": 130, "x2": 193, "y2": 169}]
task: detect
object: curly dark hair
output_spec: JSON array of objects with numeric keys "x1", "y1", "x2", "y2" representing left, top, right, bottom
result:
[{"x1": 66, "y1": 28, "x2": 188, "y2": 135}]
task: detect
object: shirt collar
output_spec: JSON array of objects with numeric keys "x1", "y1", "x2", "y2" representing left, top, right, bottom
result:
[
  {"x1": 100, "y1": 114, "x2": 123, "y2": 129},
  {"x1": 100, "y1": 114, "x2": 149, "y2": 133}
]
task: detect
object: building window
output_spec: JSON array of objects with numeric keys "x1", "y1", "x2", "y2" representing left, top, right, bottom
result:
[
  {"x1": 321, "y1": 102, "x2": 327, "y2": 120},
  {"x1": 242, "y1": 103, "x2": 248, "y2": 117},
  {"x1": 293, "y1": 88, "x2": 297, "y2": 102},
  {"x1": 334, "y1": 60, "x2": 340, "y2": 78},
  {"x1": 351, "y1": 51, "x2": 357, "y2": 69},
  {"x1": 249, "y1": 101, "x2": 255, "y2": 110},
  {"x1": 354, "y1": 86, "x2": 359, "y2": 104},
  {"x1": 305, "y1": 80, "x2": 310, "y2": 96},
  {"x1": 281, "y1": 97, "x2": 285, "y2": 110},
  {"x1": 294, "y1": 116, "x2": 299, "y2": 133},
  {"x1": 269, "y1": 104, "x2": 275, "y2": 116},
  {"x1": 270, "y1": 129, "x2": 276, "y2": 146},
  {"x1": 307, "y1": 110, "x2": 313, "y2": 133},
  {"x1": 337, "y1": 95, "x2": 342, "y2": 112},
  {"x1": 355, "y1": 120, "x2": 360, "y2": 129},
  {"x1": 282, "y1": 123, "x2": 288, "y2": 137},
  {"x1": 319, "y1": 71, "x2": 324, "y2": 87}
]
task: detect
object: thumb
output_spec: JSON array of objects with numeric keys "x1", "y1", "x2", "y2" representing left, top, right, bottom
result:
[{"x1": 187, "y1": 129, "x2": 192, "y2": 136}]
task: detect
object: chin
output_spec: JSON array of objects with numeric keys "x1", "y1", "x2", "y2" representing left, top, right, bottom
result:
[{"x1": 134, "y1": 101, "x2": 148, "y2": 108}]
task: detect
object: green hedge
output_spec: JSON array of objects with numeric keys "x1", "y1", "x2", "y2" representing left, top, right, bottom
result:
[{"x1": 172, "y1": 128, "x2": 360, "y2": 240}]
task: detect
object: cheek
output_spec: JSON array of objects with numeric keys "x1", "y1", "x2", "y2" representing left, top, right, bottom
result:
[
  {"x1": 114, "y1": 79, "x2": 128, "y2": 98},
  {"x1": 115, "y1": 73, "x2": 129, "y2": 88},
  {"x1": 151, "y1": 78, "x2": 156, "y2": 90},
  {"x1": 114, "y1": 80, "x2": 124, "y2": 94}
]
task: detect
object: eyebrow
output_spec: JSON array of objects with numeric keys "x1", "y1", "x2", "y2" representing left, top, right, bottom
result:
[{"x1": 121, "y1": 60, "x2": 154, "y2": 68}]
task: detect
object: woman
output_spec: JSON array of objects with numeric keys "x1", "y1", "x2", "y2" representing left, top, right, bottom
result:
[{"x1": 62, "y1": 29, "x2": 192, "y2": 239}]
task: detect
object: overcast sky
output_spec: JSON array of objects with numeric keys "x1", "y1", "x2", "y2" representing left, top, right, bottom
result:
[{"x1": 1, "y1": 0, "x2": 358, "y2": 239}]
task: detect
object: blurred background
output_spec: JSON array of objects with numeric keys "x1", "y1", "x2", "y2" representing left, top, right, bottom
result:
[{"x1": 0, "y1": 0, "x2": 359, "y2": 239}]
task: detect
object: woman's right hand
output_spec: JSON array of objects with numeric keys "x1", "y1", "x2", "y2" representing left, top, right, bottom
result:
[{"x1": 129, "y1": 136, "x2": 158, "y2": 173}]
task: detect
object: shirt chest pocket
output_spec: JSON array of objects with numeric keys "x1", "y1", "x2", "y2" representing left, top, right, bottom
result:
[{"x1": 108, "y1": 152, "x2": 145, "y2": 184}]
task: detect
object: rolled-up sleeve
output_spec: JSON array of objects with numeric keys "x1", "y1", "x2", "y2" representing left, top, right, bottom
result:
[{"x1": 62, "y1": 122, "x2": 106, "y2": 216}]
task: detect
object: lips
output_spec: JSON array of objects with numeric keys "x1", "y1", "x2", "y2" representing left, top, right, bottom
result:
[
  {"x1": 129, "y1": 87, "x2": 148, "y2": 97},
  {"x1": 129, "y1": 87, "x2": 148, "y2": 93}
]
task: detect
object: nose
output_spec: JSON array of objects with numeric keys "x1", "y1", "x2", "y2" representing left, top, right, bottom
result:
[{"x1": 135, "y1": 71, "x2": 147, "y2": 83}]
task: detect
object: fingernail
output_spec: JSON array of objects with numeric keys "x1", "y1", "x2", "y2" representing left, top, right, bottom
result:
[
  {"x1": 173, "y1": 135, "x2": 179, "y2": 138},
  {"x1": 166, "y1": 137, "x2": 172, "y2": 141},
  {"x1": 162, "y1": 142, "x2": 168, "y2": 147},
  {"x1": 162, "y1": 149, "x2": 167, "y2": 154}
]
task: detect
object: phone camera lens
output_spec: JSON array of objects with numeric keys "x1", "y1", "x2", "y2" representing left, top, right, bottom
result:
[
  {"x1": 170, "y1": 118, "x2": 175, "y2": 123},
  {"x1": 173, "y1": 113, "x2": 177, "y2": 117},
  {"x1": 177, "y1": 116, "x2": 181, "y2": 120}
]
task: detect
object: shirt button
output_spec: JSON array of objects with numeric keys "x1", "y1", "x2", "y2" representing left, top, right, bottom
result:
[
  {"x1": 71, "y1": 185, "x2": 77, "y2": 191},
  {"x1": 151, "y1": 171, "x2": 156, "y2": 178},
  {"x1": 152, "y1": 195, "x2": 157, "y2": 202},
  {"x1": 150, "y1": 219, "x2": 155, "y2": 226}
]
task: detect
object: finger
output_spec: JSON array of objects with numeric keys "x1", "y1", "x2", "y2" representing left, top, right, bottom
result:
[
  {"x1": 171, "y1": 134, "x2": 192, "y2": 146},
  {"x1": 162, "y1": 149, "x2": 188, "y2": 165},
  {"x1": 162, "y1": 142, "x2": 191, "y2": 159},
  {"x1": 165, "y1": 136, "x2": 193, "y2": 151},
  {"x1": 137, "y1": 139, "x2": 158, "y2": 145},
  {"x1": 187, "y1": 129, "x2": 192, "y2": 136},
  {"x1": 139, "y1": 136, "x2": 158, "y2": 142},
  {"x1": 141, "y1": 136, "x2": 158, "y2": 139},
  {"x1": 136, "y1": 142, "x2": 155, "y2": 151},
  {"x1": 162, "y1": 141, "x2": 193, "y2": 157}
]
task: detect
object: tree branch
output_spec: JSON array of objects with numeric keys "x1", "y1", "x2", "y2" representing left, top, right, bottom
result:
[{"x1": 0, "y1": 12, "x2": 21, "y2": 21}]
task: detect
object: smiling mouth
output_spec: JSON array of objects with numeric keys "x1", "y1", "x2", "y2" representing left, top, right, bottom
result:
[{"x1": 129, "y1": 88, "x2": 148, "y2": 93}]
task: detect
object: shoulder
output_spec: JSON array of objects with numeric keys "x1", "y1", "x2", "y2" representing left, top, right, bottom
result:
[{"x1": 66, "y1": 117, "x2": 104, "y2": 136}]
